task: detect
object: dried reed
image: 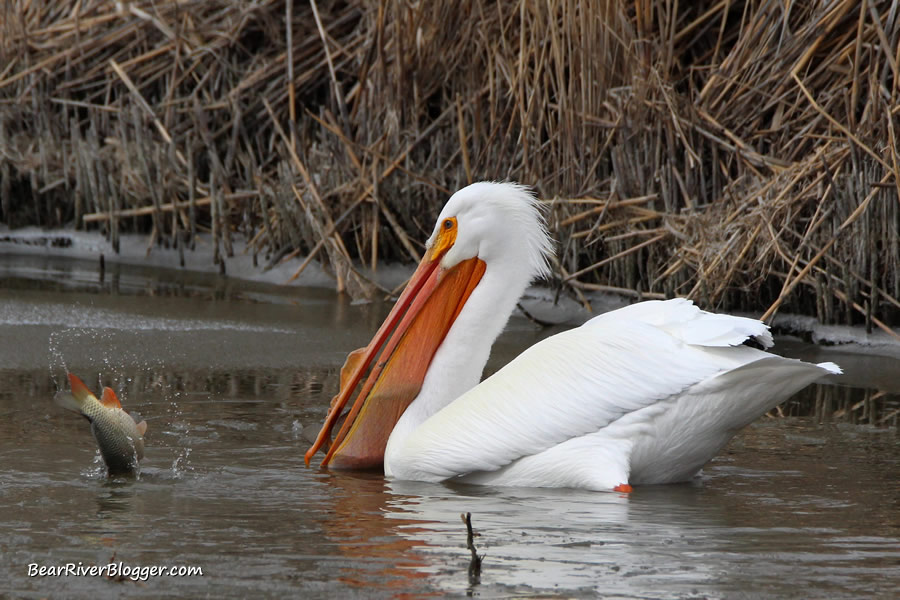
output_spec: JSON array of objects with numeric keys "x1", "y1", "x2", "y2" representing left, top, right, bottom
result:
[{"x1": 0, "y1": 0, "x2": 897, "y2": 329}]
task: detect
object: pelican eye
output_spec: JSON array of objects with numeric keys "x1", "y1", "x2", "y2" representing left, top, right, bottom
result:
[{"x1": 431, "y1": 217, "x2": 458, "y2": 260}]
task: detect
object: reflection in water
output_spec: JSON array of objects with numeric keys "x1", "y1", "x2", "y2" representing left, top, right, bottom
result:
[
  {"x1": 3, "y1": 367, "x2": 897, "y2": 431},
  {"x1": 386, "y1": 481, "x2": 635, "y2": 591},
  {"x1": 303, "y1": 414, "x2": 900, "y2": 598},
  {"x1": 320, "y1": 473, "x2": 436, "y2": 594},
  {"x1": 96, "y1": 481, "x2": 137, "y2": 517},
  {"x1": 371, "y1": 470, "x2": 900, "y2": 598},
  {"x1": 93, "y1": 484, "x2": 142, "y2": 553}
]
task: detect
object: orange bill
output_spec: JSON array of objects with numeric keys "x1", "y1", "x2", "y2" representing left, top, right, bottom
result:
[{"x1": 305, "y1": 247, "x2": 485, "y2": 470}]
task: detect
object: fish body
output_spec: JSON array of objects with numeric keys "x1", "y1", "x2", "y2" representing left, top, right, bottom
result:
[{"x1": 56, "y1": 373, "x2": 147, "y2": 476}]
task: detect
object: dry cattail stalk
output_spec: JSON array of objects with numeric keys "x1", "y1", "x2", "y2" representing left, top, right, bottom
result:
[{"x1": 0, "y1": 0, "x2": 896, "y2": 321}]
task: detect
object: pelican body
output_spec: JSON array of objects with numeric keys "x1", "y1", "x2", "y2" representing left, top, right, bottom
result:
[{"x1": 306, "y1": 182, "x2": 840, "y2": 491}]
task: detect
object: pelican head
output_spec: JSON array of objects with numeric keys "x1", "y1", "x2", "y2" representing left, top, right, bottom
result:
[
  {"x1": 428, "y1": 182, "x2": 553, "y2": 281},
  {"x1": 305, "y1": 182, "x2": 554, "y2": 469}
]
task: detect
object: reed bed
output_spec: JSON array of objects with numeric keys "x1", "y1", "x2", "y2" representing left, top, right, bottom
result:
[{"x1": 1, "y1": 0, "x2": 898, "y2": 330}]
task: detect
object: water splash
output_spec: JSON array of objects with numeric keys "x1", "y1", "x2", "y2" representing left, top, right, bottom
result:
[
  {"x1": 47, "y1": 326, "x2": 140, "y2": 391},
  {"x1": 171, "y1": 447, "x2": 192, "y2": 479},
  {"x1": 79, "y1": 452, "x2": 108, "y2": 480},
  {"x1": 48, "y1": 324, "x2": 186, "y2": 481}
]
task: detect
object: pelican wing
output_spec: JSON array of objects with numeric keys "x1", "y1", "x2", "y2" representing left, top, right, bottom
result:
[{"x1": 387, "y1": 299, "x2": 792, "y2": 481}]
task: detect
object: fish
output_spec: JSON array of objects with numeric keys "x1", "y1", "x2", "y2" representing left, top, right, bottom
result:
[{"x1": 55, "y1": 373, "x2": 147, "y2": 476}]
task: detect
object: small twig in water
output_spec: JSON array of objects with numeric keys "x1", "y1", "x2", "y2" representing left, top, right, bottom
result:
[{"x1": 461, "y1": 512, "x2": 483, "y2": 585}]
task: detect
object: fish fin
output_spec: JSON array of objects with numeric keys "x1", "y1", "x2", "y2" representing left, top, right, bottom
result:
[
  {"x1": 136, "y1": 420, "x2": 148, "y2": 436},
  {"x1": 100, "y1": 387, "x2": 123, "y2": 409},
  {"x1": 67, "y1": 373, "x2": 94, "y2": 404},
  {"x1": 54, "y1": 390, "x2": 83, "y2": 414}
]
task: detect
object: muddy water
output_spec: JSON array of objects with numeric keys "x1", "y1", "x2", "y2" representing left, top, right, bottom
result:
[{"x1": 1, "y1": 255, "x2": 898, "y2": 599}]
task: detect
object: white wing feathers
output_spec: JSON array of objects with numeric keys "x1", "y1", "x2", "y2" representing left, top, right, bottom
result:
[
  {"x1": 388, "y1": 299, "x2": 817, "y2": 483},
  {"x1": 611, "y1": 298, "x2": 774, "y2": 348}
]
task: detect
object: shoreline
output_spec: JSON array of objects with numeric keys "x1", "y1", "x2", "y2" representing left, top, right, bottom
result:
[{"x1": 3, "y1": 226, "x2": 898, "y2": 360}]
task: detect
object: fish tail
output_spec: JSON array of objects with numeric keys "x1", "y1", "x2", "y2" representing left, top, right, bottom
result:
[
  {"x1": 53, "y1": 390, "x2": 83, "y2": 414},
  {"x1": 55, "y1": 373, "x2": 98, "y2": 417},
  {"x1": 67, "y1": 373, "x2": 95, "y2": 405}
]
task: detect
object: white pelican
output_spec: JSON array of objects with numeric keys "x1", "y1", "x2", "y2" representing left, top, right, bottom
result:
[{"x1": 305, "y1": 182, "x2": 840, "y2": 491}]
